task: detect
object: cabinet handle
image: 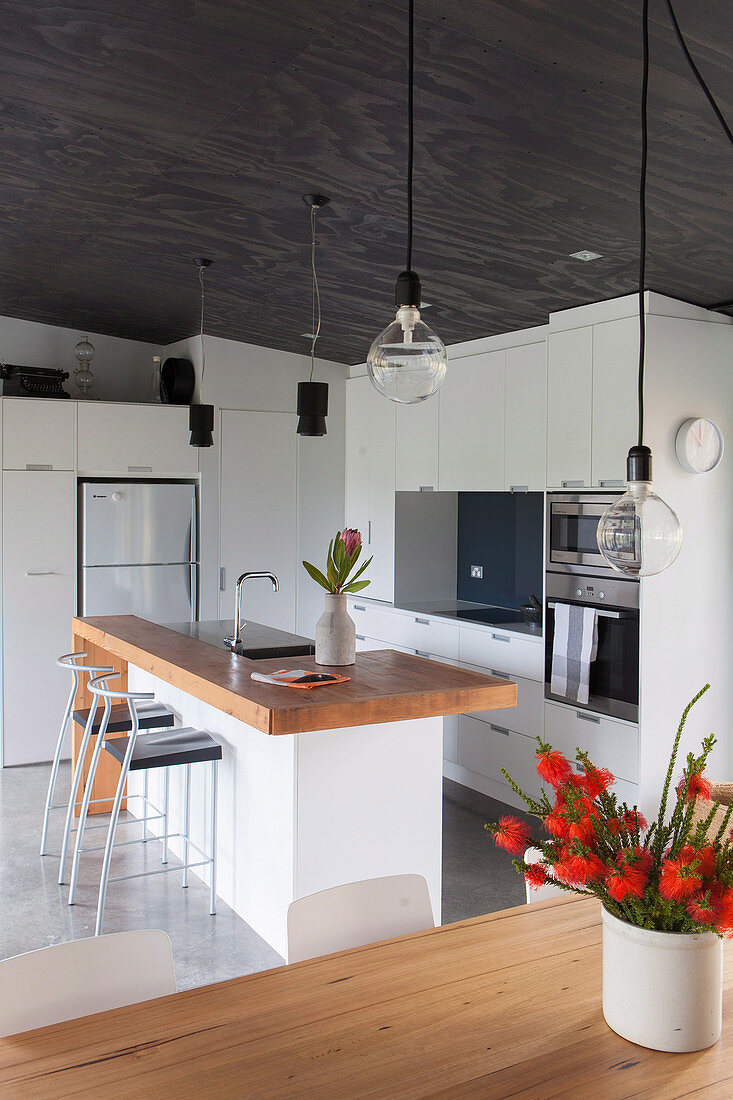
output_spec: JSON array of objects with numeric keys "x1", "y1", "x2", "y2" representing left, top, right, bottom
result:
[
  {"x1": 490, "y1": 723, "x2": 511, "y2": 736},
  {"x1": 356, "y1": 634, "x2": 366, "y2": 641},
  {"x1": 25, "y1": 463, "x2": 52, "y2": 471},
  {"x1": 509, "y1": 485, "x2": 529, "y2": 493},
  {"x1": 548, "y1": 601, "x2": 624, "y2": 620},
  {"x1": 419, "y1": 485, "x2": 434, "y2": 492},
  {"x1": 128, "y1": 465, "x2": 152, "y2": 473},
  {"x1": 576, "y1": 710, "x2": 601, "y2": 724},
  {"x1": 25, "y1": 570, "x2": 57, "y2": 576},
  {"x1": 415, "y1": 650, "x2": 430, "y2": 658},
  {"x1": 353, "y1": 604, "x2": 366, "y2": 612},
  {"x1": 414, "y1": 617, "x2": 430, "y2": 626},
  {"x1": 367, "y1": 520, "x2": 372, "y2": 545},
  {"x1": 599, "y1": 479, "x2": 624, "y2": 488},
  {"x1": 491, "y1": 633, "x2": 511, "y2": 643},
  {"x1": 219, "y1": 567, "x2": 226, "y2": 592},
  {"x1": 490, "y1": 669, "x2": 510, "y2": 679},
  {"x1": 561, "y1": 480, "x2": 585, "y2": 488}
]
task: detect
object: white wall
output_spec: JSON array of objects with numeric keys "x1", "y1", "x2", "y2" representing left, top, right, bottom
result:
[
  {"x1": 0, "y1": 314, "x2": 161, "y2": 403},
  {"x1": 163, "y1": 334, "x2": 347, "y2": 636}
]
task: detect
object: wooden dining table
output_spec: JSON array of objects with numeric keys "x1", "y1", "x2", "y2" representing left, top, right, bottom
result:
[{"x1": 1, "y1": 896, "x2": 732, "y2": 1098}]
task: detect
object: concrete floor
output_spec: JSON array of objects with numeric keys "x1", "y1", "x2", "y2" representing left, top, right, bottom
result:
[{"x1": 0, "y1": 763, "x2": 538, "y2": 990}]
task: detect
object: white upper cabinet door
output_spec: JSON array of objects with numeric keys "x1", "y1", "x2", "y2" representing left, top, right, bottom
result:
[
  {"x1": 367, "y1": 384, "x2": 396, "y2": 603},
  {"x1": 546, "y1": 327, "x2": 593, "y2": 488},
  {"x1": 395, "y1": 398, "x2": 439, "y2": 491},
  {"x1": 3, "y1": 471, "x2": 76, "y2": 765},
  {"x1": 219, "y1": 410, "x2": 297, "y2": 633},
  {"x1": 345, "y1": 377, "x2": 370, "y2": 536},
  {"x1": 2, "y1": 398, "x2": 75, "y2": 471},
  {"x1": 438, "y1": 351, "x2": 506, "y2": 491},
  {"x1": 77, "y1": 403, "x2": 198, "y2": 475},
  {"x1": 592, "y1": 317, "x2": 639, "y2": 488},
  {"x1": 505, "y1": 342, "x2": 547, "y2": 490}
]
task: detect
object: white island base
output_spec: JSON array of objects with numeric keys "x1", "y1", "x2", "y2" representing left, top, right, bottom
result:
[{"x1": 127, "y1": 666, "x2": 444, "y2": 958}]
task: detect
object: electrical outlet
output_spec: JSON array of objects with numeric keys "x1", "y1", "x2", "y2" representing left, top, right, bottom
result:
[{"x1": 470, "y1": 565, "x2": 483, "y2": 579}]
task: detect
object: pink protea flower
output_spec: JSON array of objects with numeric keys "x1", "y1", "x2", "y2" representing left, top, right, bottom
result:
[{"x1": 340, "y1": 528, "x2": 362, "y2": 557}]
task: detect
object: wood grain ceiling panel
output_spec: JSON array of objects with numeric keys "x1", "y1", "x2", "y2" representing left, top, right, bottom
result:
[{"x1": 0, "y1": 0, "x2": 730, "y2": 362}]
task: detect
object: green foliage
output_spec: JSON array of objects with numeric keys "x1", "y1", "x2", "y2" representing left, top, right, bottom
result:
[{"x1": 302, "y1": 529, "x2": 373, "y2": 594}]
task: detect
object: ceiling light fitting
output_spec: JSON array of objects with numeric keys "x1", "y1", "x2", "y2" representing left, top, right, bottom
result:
[
  {"x1": 189, "y1": 257, "x2": 215, "y2": 448},
  {"x1": 596, "y1": 0, "x2": 681, "y2": 577},
  {"x1": 297, "y1": 194, "x2": 330, "y2": 437},
  {"x1": 366, "y1": 0, "x2": 447, "y2": 404}
]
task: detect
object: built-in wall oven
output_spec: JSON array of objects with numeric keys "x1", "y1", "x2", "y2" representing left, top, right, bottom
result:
[{"x1": 545, "y1": 493, "x2": 640, "y2": 723}]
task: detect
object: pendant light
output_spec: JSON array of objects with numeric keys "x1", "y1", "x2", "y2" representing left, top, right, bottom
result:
[
  {"x1": 366, "y1": 0, "x2": 447, "y2": 404},
  {"x1": 297, "y1": 194, "x2": 330, "y2": 437},
  {"x1": 189, "y1": 258, "x2": 215, "y2": 448},
  {"x1": 596, "y1": 0, "x2": 682, "y2": 577}
]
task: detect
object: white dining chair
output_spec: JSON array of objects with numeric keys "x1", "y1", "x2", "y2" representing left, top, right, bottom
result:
[
  {"x1": 0, "y1": 930, "x2": 176, "y2": 1038},
  {"x1": 524, "y1": 846, "x2": 564, "y2": 904},
  {"x1": 287, "y1": 874, "x2": 435, "y2": 964}
]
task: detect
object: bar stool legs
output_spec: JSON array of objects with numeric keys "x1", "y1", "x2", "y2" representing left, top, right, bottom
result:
[
  {"x1": 162, "y1": 768, "x2": 170, "y2": 865},
  {"x1": 95, "y1": 727, "x2": 139, "y2": 937},
  {"x1": 40, "y1": 661, "x2": 79, "y2": 857},
  {"x1": 68, "y1": 697, "x2": 114, "y2": 903},
  {"x1": 182, "y1": 764, "x2": 191, "y2": 889},
  {"x1": 58, "y1": 693, "x2": 103, "y2": 885},
  {"x1": 210, "y1": 759, "x2": 218, "y2": 916}
]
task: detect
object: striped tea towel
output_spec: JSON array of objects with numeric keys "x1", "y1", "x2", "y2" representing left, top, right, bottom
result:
[{"x1": 550, "y1": 603, "x2": 598, "y2": 705}]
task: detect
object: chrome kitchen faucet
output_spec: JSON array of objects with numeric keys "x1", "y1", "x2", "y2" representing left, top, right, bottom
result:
[{"x1": 224, "y1": 572, "x2": 279, "y2": 652}]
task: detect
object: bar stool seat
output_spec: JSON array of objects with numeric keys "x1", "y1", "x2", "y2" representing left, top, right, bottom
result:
[
  {"x1": 72, "y1": 702, "x2": 175, "y2": 735},
  {"x1": 104, "y1": 728, "x2": 222, "y2": 771}
]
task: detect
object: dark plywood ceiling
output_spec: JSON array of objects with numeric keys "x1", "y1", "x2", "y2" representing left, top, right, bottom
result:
[{"x1": 1, "y1": 0, "x2": 731, "y2": 364}]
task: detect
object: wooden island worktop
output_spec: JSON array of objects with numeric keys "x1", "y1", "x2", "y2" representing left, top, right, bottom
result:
[
  {"x1": 71, "y1": 613, "x2": 518, "y2": 956},
  {"x1": 72, "y1": 615, "x2": 516, "y2": 735}
]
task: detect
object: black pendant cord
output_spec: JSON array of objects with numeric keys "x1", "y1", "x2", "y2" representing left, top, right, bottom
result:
[
  {"x1": 663, "y1": 0, "x2": 733, "y2": 148},
  {"x1": 637, "y1": 0, "x2": 650, "y2": 449},
  {"x1": 406, "y1": 0, "x2": 414, "y2": 273},
  {"x1": 309, "y1": 203, "x2": 322, "y2": 382},
  {"x1": 198, "y1": 263, "x2": 207, "y2": 400}
]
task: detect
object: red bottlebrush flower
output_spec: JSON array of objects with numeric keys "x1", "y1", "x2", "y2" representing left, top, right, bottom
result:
[
  {"x1": 553, "y1": 858, "x2": 584, "y2": 889},
  {"x1": 544, "y1": 812, "x2": 570, "y2": 840},
  {"x1": 679, "y1": 844, "x2": 717, "y2": 879},
  {"x1": 687, "y1": 892, "x2": 717, "y2": 924},
  {"x1": 606, "y1": 864, "x2": 646, "y2": 902},
  {"x1": 581, "y1": 764, "x2": 615, "y2": 800},
  {"x1": 607, "y1": 817, "x2": 623, "y2": 837},
  {"x1": 714, "y1": 889, "x2": 733, "y2": 937},
  {"x1": 622, "y1": 809, "x2": 648, "y2": 835},
  {"x1": 676, "y1": 770, "x2": 713, "y2": 803},
  {"x1": 490, "y1": 816, "x2": 531, "y2": 856},
  {"x1": 536, "y1": 746, "x2": 573, "y2": 788},
  {"x1": 524, "y1": 863, "x2": 549, "y2": 890},
  {"x1": 567, "y1": 815, "x2": 598, "y2": 845},
  {"x1": 632, "y1": 846, "x2": 653, "y2": 875},
  {"x1": 563, "y1": 851, "x2": 607, "y2": 885},
  {"x1": 659, "y1": 857, "x2": 702, "y2": 903}
]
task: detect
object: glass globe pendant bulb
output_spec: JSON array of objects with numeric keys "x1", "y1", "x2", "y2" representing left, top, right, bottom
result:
[
  {"x1": 367, "y1": 305, "x2": 447, "y2": 404},
  {"x1": 597, "y1": 477, "x2": 682, "y2": 578}
]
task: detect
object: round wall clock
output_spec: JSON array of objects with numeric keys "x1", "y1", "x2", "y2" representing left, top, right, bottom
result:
[{"x1": 675, "y1": 418, "x2": 724, "y2": 474}]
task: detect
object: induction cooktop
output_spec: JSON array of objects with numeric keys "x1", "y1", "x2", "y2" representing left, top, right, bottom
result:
[{"x1": 440, "y1": 607, "x2": 526, "y2": 625}]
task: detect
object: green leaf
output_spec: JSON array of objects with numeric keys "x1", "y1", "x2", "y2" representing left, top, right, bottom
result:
[
  {"x1": 334, "y1": 535, "x2": 345, "y2": 570},
  {"x1": 343, "y1": 579, "x2": 371, "y2": 593},
  {"x1": 302, "y1": 561, "x2": 332, "y2": 591},
  {"x1": 346, "y1": 555, "x2": 372, "y2": 585}
]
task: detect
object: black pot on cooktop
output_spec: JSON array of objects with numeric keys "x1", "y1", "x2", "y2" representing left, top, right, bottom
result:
[{"x1": 161, "y1": 358, "x2": 195, "y2": 405}]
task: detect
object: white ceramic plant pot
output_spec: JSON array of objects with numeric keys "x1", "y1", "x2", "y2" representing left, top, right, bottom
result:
[
  {"x1": 315, "y1": 593, "x2": 356, "y2": 666},
  {"x1": 602, "y1": 906, "x2": 723, "y2": 1052}
]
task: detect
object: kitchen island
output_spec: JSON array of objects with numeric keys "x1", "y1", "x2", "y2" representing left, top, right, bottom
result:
[{"x1": 72, "y1": 615, "x2": 516, "y2": 956}]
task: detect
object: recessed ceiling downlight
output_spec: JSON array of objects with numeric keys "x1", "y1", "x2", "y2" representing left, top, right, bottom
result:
[{"x1": 569, "y1": 249, "x2": 603, "y2": 262}]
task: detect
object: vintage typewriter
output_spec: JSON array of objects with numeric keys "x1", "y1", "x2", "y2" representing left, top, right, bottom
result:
[{"x1": 0, "y1": 364, "x2": 70, "y2": 398}]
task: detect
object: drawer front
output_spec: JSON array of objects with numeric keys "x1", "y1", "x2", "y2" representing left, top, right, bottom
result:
[
  {"x1": 458, "y1": 715, "x2": 542, "y2": 800},
  {"x1": 461, "y1": 664, "x2": 543, "y2": 740},
  {"x1": 399, "y1": 614, "x2": 459, "y2": 660},
  {"x1": 544, "y1": 701, "x2": 639, "y2": 784},
  {"x1": 3, "y1": 398, "x2": 75, "y2": 470},
  {"x1": 355, "y1": 632, "x2": 413, "y2": 656},
  {"x1": 348, "y1": 600, "x2": 400, "y2": 643},
  {"x1": 459, "y1": 626, "x2": 543, "y2": 682}
]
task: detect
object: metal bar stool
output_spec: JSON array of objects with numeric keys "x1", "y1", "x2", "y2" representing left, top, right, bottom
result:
[
  {"x1": 69, "y1": 674, "x2": 221, "y2": 936},
  {"x1": 54, "y1": 658, "x2": 175, "y2": 884}
]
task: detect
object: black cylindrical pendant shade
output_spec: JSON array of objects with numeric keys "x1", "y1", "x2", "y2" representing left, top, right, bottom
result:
[
  {"x1": 189, "y1": 402, "x2": 214, "y2": 447},
  {"x1": 296, "y1": 381, "x2": 328, "y2": 437}
]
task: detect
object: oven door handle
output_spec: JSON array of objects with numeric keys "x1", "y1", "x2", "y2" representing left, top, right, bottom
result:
[{"x1": 546, "y1": 601, "x2": 628, "y2": 620}]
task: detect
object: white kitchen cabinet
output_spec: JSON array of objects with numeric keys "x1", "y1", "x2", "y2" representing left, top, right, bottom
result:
[
  {"x1": 438, "y1": 351, "x2": 505, "y2": 491},
  {"x1": 505, "y1": 342, "x2": 547, "y2": 490},
  {"x1": 460, "y1": 662, "x2": 543, "y2": 740},
  {"x1": 3, "y1": 398, "x2": 74, "y2": 471},
  {"x1": 459, "y1": 625, "x2": 544, "y2": 682},
  {"x1": 544, "y1": 701, "x2": 639, "y2": 784},
  {"x1": 547, "y1": 327, "x2": 593, "y2": 488},
  {"x1": 2, "y1": 471, "x2": 76, "y2": 765},
  {"x1": 458, "y1": 715, "x2": 542, "y2": 804},
  {"x1": 77, "y1": 403, "x2": 198, "y2": 476},
  {"x1": 395, "y1": 399, "x2": 439, "y2": 491},
  {"x1": 345, "y1": 377, "x2": 370, "y2": 537},
  {"x1": 591, "y1": 317, "x2": 639, "y2": 488},
  {"x1": 366, "y1": 385, "x2": 396, "y2": 603},
  {"x1": 219, "y1": 410, "x2": 297, "y2": 633}
]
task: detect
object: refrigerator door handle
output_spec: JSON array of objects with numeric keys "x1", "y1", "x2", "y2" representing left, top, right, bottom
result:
[
  {"x1": 190, "y1": 564, "x2": 197, "y2": 623},
  {"x1": 190, "y1": 493, "x2": 197, "y2": 565}
]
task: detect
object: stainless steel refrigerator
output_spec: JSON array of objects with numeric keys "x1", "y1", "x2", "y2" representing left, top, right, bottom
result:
[{"x1": 79, "y1": 480, "x2": 198, "y2": 623}]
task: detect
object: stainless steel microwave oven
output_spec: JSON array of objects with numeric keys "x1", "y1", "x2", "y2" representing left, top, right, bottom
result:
[{"x1": 546, "y1": 493, "x2": 631, "y2": 578}]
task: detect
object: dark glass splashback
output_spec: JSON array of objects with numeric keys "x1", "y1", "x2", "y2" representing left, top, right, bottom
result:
[{"x1": 456, "y1": 492, "x2": 543, "y2": 609}]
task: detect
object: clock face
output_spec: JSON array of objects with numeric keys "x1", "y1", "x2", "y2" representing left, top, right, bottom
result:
[{"x1": 675, "y1": 418, "x2": 724, "y2": 473}]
